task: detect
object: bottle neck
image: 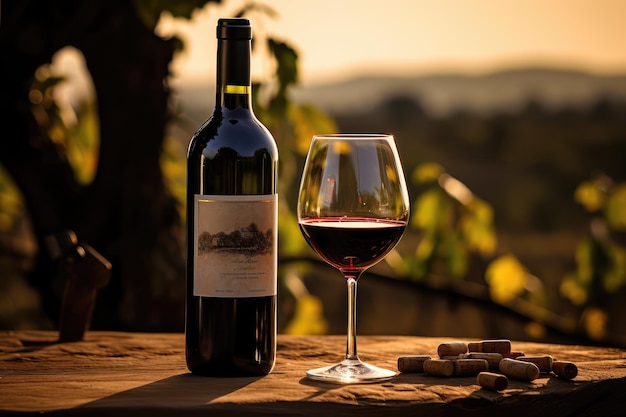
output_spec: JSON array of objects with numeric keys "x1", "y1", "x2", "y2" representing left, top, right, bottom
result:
[{"x1": 216, "y1": 38, "x2": 252, "y2": 111}]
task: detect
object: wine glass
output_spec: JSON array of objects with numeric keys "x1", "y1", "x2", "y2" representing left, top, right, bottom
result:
[{"x1": 297, "y1": 133, "x2": 410, "y2": 383}]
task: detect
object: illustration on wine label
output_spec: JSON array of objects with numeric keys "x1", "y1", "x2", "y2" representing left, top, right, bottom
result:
[{"x1": 193, "y1": 195, "x2": 277, "y2": 297}]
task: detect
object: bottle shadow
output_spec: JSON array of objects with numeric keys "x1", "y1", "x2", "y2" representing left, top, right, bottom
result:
[{"x1": 71, "y1": 373, "x2": 263, "y2": 413}]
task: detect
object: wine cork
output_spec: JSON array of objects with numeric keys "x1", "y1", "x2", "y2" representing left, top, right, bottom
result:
[
  {"x1": 424, "y1": 359, "x2": 455, "y2": 377},
  {"x1": 463, "y1": 352, "x2": 503, "y2": 371},
  {"x1": 468, "y1": 339, "x2": 511, "y2": 355},
  {"x1": 477, "y1": 371, "x2": 508, "y2": 391},
  {"x1": 440, "y1": 355, "x2": 461, "y2": 362},
  {"x1": 437, "y1": 342, "x2": 468, "y2": 357},
  {"x1": 516, "y1": 355, "x2": 553, "y2": 373},
  {"x1": 397, "y1": 355, "x2": 431, "y2": 373},
  {"x1": 481, "y1": 339, "x2": 512, "y2": 355},
  {"x1": 499, "y1": 358, "x2": 540, "y2": 381},
  {"x1": 552, "y1": 361, "x2": 578, "y2": 380},
  {"x1": 507, "y1": 351, "x2": 525, "y2": 358},
  {"x1": 454, "y1": 359, "x2": 489, "y2": 376}
]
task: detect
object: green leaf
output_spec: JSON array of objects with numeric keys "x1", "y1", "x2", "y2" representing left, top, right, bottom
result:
[
  {"x1": 268, "y1": 38, "x2": 299, "y2": 91},
  {"x1": 411, "y1": 162, "x2": 444, "y2": 185},
  {"x1": 69, "y1": 99, "x2": 100, "y2": 184},
  {"x1": 582, "y1": 307, "x2": 608, "y2": 340},
  {"x1": 605, "y1": 183, "x2": 626, "y2": 230},
  {"x1": 603, "y1": 244, "x2": 626, "y2": 293},
  {"x1": 574, "y1": 180, "x2": 606, "y2": 212},
  {"x1": 132, "y1": 0, "x2": 221, "y2": 29},
  {"x1": 283, "y1": 294, "x2": 328, "y2": 335},
  {"x1": 485, "y1": 254, "x2": 528, "y2": 304},
  {"x1": 414, "y1": 233, "x2": 435, "y2": 261},
  {"x1": 560, "y1": 272, "x2": 588, "y2": 305},
  {"x1": 411, "y1": 189, "x2": 448, "y2": 232},
  {"x1": 445, "y1": 233, "x2": 468, "y2": 278},
  {"x1": 461, "y1": 198, "x2": 497, "y2": 256},
  {"x1": 574, "y1": 238, "x2": 594, "y2": 286},
  {"x1": 0, "y1": 165, "x2": 25, "y2": 232},
  {"x1": 278, "y1": 199, "x2": 309, "y2": 257},
  {"x1": 288, "y1": 104, "x2": 337, "y2": 155}
]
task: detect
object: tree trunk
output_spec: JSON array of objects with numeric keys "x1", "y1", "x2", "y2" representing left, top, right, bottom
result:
[
  {"x1": 0, "y1": 0, "x2": 186, "y2": 331},
  {"x1": 78, "y1": 4, "x2": 185, "y2": 331}
]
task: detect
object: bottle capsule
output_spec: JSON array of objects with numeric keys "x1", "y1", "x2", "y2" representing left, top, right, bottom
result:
[
  {"x1": 424, "y1": 359, "x2": 455, "y2": 377},
  {"x1": 499, "y1": 358, "x2": 540, "y2": 381},
  {"x1": 552, "y1": 361, "x2": 578, "y2": 380},
  {"x1": 455, "y1": 359, "x2": 489, "y2": 376},
  {"x1": 397, "y1": 355, "x2": 431, "y2": 373},
  {"x1": 437, "y1": 342, "x2": 468, "y2": 357},
  {"x1": 516, "y1": 355, "x2": 553, "y2": 373},
  {"x1": 464, "y1": 352, "x2": 503, "y2": 371},
  {"x1": 477, "y1": 371, "x2": 508, "y2": 391}
]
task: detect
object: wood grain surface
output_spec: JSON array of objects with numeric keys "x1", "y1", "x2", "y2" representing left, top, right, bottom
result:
[{"x1": 1, "y1": 331, "x2": 625, "y2": 416}]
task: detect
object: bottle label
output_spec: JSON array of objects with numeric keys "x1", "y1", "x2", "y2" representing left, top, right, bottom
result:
[{"x1": 193, "y1": 194, "x2": 277, "y2": 297}]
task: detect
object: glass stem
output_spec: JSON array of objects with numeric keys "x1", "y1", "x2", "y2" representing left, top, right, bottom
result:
[{"x1": 345, "y1": 276, "x2": 359, "y2": 361}]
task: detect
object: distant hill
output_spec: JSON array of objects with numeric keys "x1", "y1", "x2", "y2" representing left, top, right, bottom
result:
[
  {"x1": 175, "y1": 67, "x2": 626, "y2": 122},
  {"x1": 289, "y1": 67, "x2": 626, "y2": 116},
  {"x1": 172, "y1": 66, "x2": 626, "y2": 138}
]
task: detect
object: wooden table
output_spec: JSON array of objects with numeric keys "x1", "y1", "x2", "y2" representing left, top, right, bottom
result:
[{"x1": 1, "y1": 331, "x2": 626, "y2": 416}]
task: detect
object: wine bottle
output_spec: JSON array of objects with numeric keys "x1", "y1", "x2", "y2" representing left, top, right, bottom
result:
[{"x1": 185, "y1": 18, "x2": 278, "y2": 376}]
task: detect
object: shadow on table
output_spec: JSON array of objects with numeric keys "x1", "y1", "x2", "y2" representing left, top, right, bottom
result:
[
  {"x1": 300, "y1": 371, "x2": 625, "y2": 417},
  {"x1": 71, "y1": 373, "x2": 263, "y2": 416},
  {"x1": 296, "y1": 372, "x2": 506, "y2": 403}
]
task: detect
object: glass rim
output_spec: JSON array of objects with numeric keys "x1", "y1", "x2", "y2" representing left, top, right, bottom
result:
[{"x1": 312, "y1": 133, "x2": 393, "y2": 140}]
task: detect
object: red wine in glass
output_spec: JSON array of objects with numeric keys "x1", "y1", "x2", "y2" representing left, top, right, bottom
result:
[{"x1": 299, "y1": 217, "x2": 406, "y2": 274}]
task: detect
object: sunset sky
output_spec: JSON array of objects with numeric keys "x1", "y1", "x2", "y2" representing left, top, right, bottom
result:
[{"x1": 157, "y1": 0, "x2": 626, "y2": 85}]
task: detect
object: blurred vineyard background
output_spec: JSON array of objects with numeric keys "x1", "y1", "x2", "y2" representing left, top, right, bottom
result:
[{"x1": 1, "y1": 1, "x2": 626, "y2": 348}]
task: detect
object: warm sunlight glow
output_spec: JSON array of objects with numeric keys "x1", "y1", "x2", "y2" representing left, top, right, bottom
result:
[
  {"x1": 157, "y1": 0, "x2": 626, "y2": 85},
  {"x1": 439, "y1": 174, "x2": 473, "y2": 205}
]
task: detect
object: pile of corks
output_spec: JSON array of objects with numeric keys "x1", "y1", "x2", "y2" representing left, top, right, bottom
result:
[{"x1": 397, "y1": 339, "x2": 578, "y2": 391}]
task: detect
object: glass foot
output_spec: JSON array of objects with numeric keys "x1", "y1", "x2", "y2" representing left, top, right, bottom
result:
[{"x1": 306, "y1": 359, "x2": 396, "y2": 384}]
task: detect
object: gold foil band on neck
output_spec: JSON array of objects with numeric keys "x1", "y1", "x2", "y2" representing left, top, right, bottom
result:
[{"x1": 223, "y1": 85, "x2": 250, "y2": 94}]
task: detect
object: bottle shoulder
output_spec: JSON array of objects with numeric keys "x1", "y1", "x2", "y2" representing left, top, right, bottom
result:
[{"x1": 188, "y1": 107, "x2": 277, "y2": 159}]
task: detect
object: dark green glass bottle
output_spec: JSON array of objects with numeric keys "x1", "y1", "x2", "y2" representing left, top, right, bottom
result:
[{"x1": 185, "y1": 18, "x2": 277, "y2": 376}]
